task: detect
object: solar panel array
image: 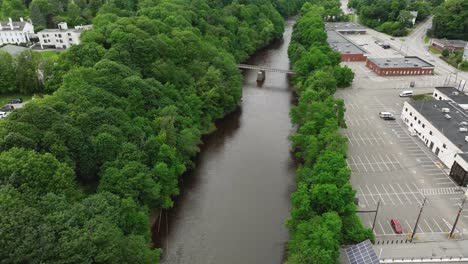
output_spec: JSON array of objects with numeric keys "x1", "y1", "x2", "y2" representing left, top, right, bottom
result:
[{"x1": 345, "y1": 239, "x2": 380, "y2": 264}]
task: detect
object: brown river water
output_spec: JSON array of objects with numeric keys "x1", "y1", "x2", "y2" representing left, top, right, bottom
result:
[{"x1": 153, "y1": 17, "x2": 297, "y2": 264}]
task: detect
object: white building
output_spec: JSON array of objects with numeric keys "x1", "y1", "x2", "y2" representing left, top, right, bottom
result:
[
  {"x1": 433, "y1": 87, "x2": 468, "y2": 110},
  {"x1": 409, "y1": 11, "x2": 418, "y2": 25},
  {"x1": 37, "y1": 22, "x2": 92, "y2": 49},
  {"x1": 0, "y1": 18, "x2": 34, "y2": 45},
  {"x1": 401, "y1": 87, "x2": 468, "y2": 186}
]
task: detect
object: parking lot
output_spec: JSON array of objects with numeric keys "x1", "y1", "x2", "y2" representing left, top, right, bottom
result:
[{"x1": 336, "y1": 88, "x2": 468, "y2": 244}]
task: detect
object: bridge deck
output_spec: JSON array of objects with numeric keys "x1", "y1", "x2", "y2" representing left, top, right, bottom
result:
[{"x1": 238, "y1": 64, "x2": 295, "y2": 74}]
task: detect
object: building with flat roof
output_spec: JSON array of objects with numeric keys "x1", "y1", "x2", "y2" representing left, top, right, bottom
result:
[
  {"x1": 366, "y1": 56, "x2": 434, "y2": 76},
  {"x1": 327, "y1": 30, "x2": 367, "y2": 62},
  {"x1": 433, "y1": 87, "x2": 468, "y2": 110},
  {"x1": 325, "y1": 22, "x2": 367, "y2": 35},
  {"x1": 401, "y1": 90, "x2": 468, "y2": 186},
  {"x1": 0, "y1": 17, "x2": 34, "y2": 45},
  {"x1": 37, "y1": 22, "x2": 92, "y2": 49},
  {"x1": 431, "y1": 39, "x2": 467, "y2": 53}
]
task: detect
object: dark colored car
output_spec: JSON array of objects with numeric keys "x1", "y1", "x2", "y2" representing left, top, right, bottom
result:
[
  {"x1": 8, "y1": 98, "x2": 22, "y2": 104},
  {"x1": 390, "y1": 219, "x2": 403, "y2": 234},
  {"x1": 0, "y1": 105, "x2": 14, "y2": 112}
]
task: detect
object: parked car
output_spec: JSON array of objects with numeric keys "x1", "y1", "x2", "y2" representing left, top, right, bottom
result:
[
  {"x1": 0, "y1": 105, "x2": 14, "y2": 112},
  {"x1": 390, "y1": 219, "x2": 403, "y2": 234},
  {"x1": 399, "y1": 90, "x2": 414, "y2": 97},
  {"x1": 379, "y1": 111, "x2": 395, "y2": 120},
  {"x1": 8, "y1": 98, "x2": 22, "y2": 104}
]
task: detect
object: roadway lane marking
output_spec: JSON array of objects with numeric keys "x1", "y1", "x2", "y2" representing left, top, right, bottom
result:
[
  {"x1": 365, "y1": 155, "x2": 377, "y2": 172},
  {"x1": 372, "y1": 184, "x2": 386, "y2": 204},
  {"x1": 388, "y1": 184, "x2": 404, "y2": 205},
  {"x1": 357, "y1": 156, "x2": 368, "y2": 172},
  {"x1": 406, "y1": 183, "x2": 422, "y2": 203}
]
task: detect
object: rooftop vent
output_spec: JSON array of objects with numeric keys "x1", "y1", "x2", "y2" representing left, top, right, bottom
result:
[
  {"x1": 460, "y1": 127, "x2": 468, "y2": 132},
  {"x1": 444, "y1": 114, "x2": 451, "y2": 119},
  {"x1": 414, "y1": 64, "x2": 419, "y2": 67},
  {"x1": 452, "y1": 91, "x2": 459, "y2": 96},
  {"x1": 442, "y1": 108, "x2": 450, "y2": 113},
  {"x1": 386, "y1": 59, "x2": 391, "y2": 62},
  {"x1": 384, "y1": 63, "x2": 389, "y2": 65}
]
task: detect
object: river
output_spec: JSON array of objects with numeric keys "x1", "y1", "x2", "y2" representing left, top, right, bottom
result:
[{"x1": 153, "y1": 17, "x2": 297, "y2": 264}]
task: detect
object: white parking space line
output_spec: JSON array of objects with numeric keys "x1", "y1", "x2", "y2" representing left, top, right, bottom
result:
[
  {"x1": 388, "y1": 184, "x2": 404, "y2": 205},
  {"x1": 399, "y1": 183, "x2": 413, "y2": 204},
  {"x1": 379, "y1": 222, "x2": 387, "y2": 235},
  {"x1": 365, "y1": 185, "x2": 378, "y2": 204},
  {"x1": 406, "y1": 183, "x2": 422, "y2": 203},
  {"x1": 381, "y1": 184, "x2": 395, "y2": 205},
  {"x1": 372, "y1": 185, "x2": 386, "y2": 204},
  {"x1": 423, "y1": 219, "x2": 434, "y2": 233},
  {"x1": 365, "y1": 155, "x2": 376, "y2": 172},
  {"x1": 405, "y1": 220, "x2": 413, "y2": 233},
  {"x1": 357, "y1": 156, "x2": 368, "y2": 172},
  {"x1": 432, "y1": 218, "x2": 444, "y2": 232},
  {"x1": 357, "y1": 185, "x2": 370, "y2": 206}
]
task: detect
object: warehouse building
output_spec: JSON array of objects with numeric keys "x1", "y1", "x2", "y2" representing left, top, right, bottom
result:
[
  {"x1": 431, "y1": 39, "x2": 467, "y2": 53},
  {"x1": 327, "y1": 30, "x2": 367, "y2": 62},
  {"x1": 401, "y1": 89, "x2": 468, "y2": 186},
  {"x1": 366, "y1": 56, "x2": 434, "y2": 76},
  {"x1": 325, "y1": 22, "x2": 367, "y2": 35},
  {"x1": 433, "y1": 87, "x2": 468, "y2": 110}
]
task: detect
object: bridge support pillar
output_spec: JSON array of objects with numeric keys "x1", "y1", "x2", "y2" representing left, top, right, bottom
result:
[{"x1": 257, "y1": 70, "x2": 266, "y2": 82}]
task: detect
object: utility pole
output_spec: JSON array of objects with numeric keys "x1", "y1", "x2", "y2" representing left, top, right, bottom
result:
[
  {"x1": 372, "y1": 200, "x2": 381, "y2": 232},
  {"x1": 410, "y1": 197, "x2": 427, "y2": 242},
  {"x1": 449, "y1": 190, "x2": 468, "y2": 238}
]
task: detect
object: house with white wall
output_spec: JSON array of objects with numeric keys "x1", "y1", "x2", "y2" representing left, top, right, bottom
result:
[
  {"x1": 37, "y1": 22, "x2": 92, "y2": 49},
  {"x1": 433, "y1": 87, "x2": 468, "y2": 110},
  {"x1": 0, "y1": 18, "x2": 34, "y2": 45},
  {"x1": 401, "y1": 94, "x2": 468, "y2": 186}
]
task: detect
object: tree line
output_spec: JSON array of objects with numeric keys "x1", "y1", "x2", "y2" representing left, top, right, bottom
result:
[
  {"x1": 348, "y1": 0, "x2": 437, "y2": 36},
  {"x1": 429, "y1": 0, "x2": 468, "y2": 40},
  {"x1": 0, "y1": 0, "x2": 310, "y2": 262},
  {"x1": 286, "y1": 3, "x2": 373, "y2": 263},
  {"x1": 0, "y1": 50, "x2": 55, "y2": 95}
]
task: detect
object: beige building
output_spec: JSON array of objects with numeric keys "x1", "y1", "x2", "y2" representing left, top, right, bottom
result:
[{"x1": 37, "y1": 22, "x2": 92, "y2": 49}]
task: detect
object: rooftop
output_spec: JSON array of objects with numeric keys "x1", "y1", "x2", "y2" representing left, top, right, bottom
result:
[
  {"x1": 408, "y1": 100, "x2": 468, "y2": 152},
  {"x1": 435, "y1": 87, "x2": 468, "y2": 105},
  {"x1": 433, "y1": 39, "x2": 467, "y2": 48},
  {"x1": 368, "y1": 56, "x2": 434, "y2": 69},
  {"x1": 0, "y1": 44, "x2": 28, "y2": 56},
  {"x1": 0, "y1": 21, "x2": 28, "y2": 31},
  {"x1": 325, "y1": 22, "x2": 367, "y2": 32},
  {"x1": 458, "y1": 153, "x2": 468, "y2": 163},
  {"x1": 327, "y1": 30, "x2": 367, "y2": 55}
]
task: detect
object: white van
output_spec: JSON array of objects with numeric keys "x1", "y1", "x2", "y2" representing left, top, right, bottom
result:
[
  {"x1": 379, "y1": 112, "x2": 395, "y2": 120},
  {"x1": 399, "y1": 90, "x2": 413, "y2": 97}
]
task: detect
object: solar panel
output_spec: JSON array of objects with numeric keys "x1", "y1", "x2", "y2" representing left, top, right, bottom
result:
[{"x1": 345, "y1": 239, "x2": 380, "y2": 264}]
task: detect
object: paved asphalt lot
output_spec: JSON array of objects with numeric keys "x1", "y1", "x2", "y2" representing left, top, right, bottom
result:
[
  {"x1": 336, "y1": 87, "x2": 468, "y2": 244},
  {"x1": 337, "y1": 32, "x2": 468, "y2": 244}
]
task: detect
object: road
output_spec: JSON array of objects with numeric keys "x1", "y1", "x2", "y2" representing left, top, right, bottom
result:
[{"x1": 363, "y1": 18, "x2": 468, "y2": 84}]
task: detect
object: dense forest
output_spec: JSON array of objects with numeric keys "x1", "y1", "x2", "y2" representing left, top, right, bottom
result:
[
  {"x1": 348, "y1": 0, "x2": 438, "y2": 36},
  {"x1": 430, "y1": 0, "x2": 468, "y2": 40},
  {"x1": 0, "y1": 0, "x2": 311, "y2": 262},
  {"x1": 286, "y1": 3, "x2": 373, "y2": 263}
]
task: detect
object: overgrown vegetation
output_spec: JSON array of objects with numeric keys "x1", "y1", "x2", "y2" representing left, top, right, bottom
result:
[
  {"x1": 348, "y1": 0, "x2": 437, "y2": 36},
  {"x1": 0, "y1": 0, "x2": 311, "y2": 262},
  {"x1": 429, "y1": 0, "x2": 468, "y2": 41},
  {"x1": 441, "y1": 50, "x2": 468, "y2": 71},
  {"x1": 286, "y1": 3, "x2": 373, "y2": 263}
]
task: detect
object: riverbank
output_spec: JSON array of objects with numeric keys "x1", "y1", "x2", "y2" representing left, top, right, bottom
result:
[{"x1": 285, "y1": 3, "x2": 373, "y2": 263}]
